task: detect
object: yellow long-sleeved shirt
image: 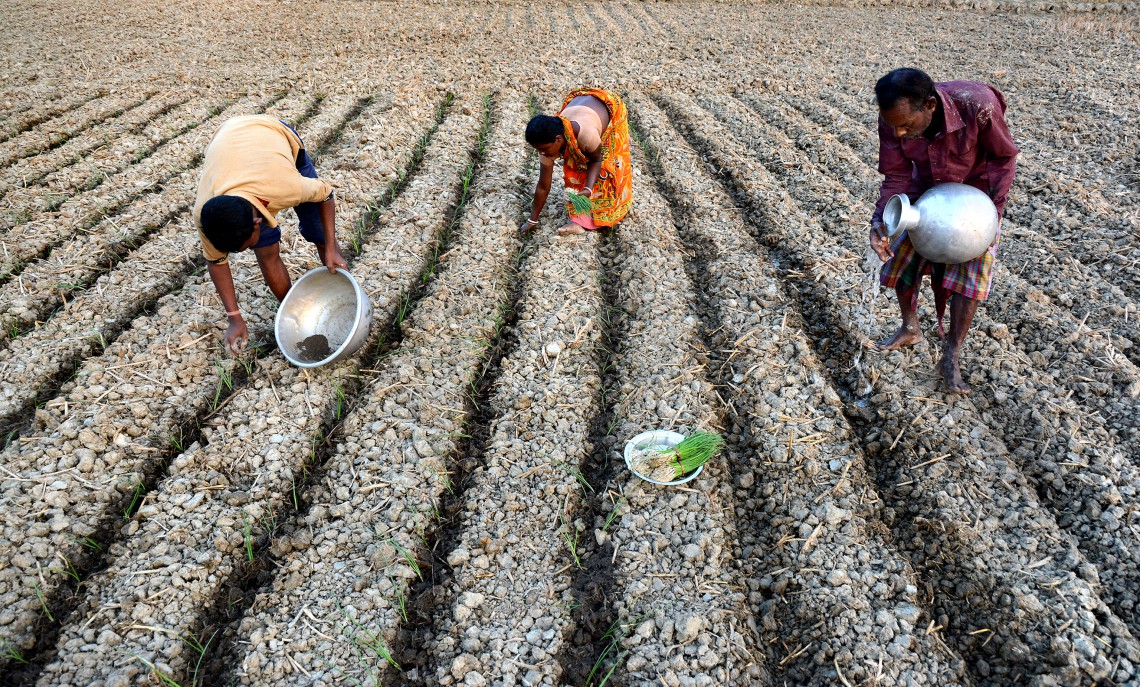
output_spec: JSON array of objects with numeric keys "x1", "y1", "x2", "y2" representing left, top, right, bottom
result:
[{"x1": 193, "y1": 115, "x2": 332, "y2": 264}]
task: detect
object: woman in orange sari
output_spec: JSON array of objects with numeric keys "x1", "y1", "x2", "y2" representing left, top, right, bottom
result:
[{"x1": 521, "y1": 88, "x2": 633, "y2": 236}]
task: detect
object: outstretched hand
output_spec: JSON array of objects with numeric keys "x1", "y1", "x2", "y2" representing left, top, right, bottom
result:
[{"x1": 869, "y1": 221, "x2": 894, "y2": 262}]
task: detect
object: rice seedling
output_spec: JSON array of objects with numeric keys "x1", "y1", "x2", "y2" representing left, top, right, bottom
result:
[
  {"x1": 335, "y1": 600, "x2": 400, "y2": 670},
  {"x1": 290, "y1": 470, "x2": 301, "y2": 511},
  {"x1": 568, "y1": 191, "x2": 594, "y2": 215},
  {"x1": 560, "y1": 513, "x2": 582, "y2": 569},
  {"x1": 33, "y1": 582, "x2": 55, "y2": 621},
  {"x1": 123, "y1": 480, "x2": 145, "y2": 519},
  {"x1": 241, "y1": 513, "x2": 254, "y2": 562},
  {"x1": 48, "y1": 554, "x2": 80, "y2": 583},
  {"x1": 389, "y1": 574, "x2": 408, "y2": 622},
  {"x1": 334, "y1": 381, "x2": 347, "y2": 420},
  {"x1": 66, "y1": 532, "x2": 103, "y2": 552},
  {"x1": 379, "y1": 534, "x2": 421, "y2": 580},
  {"x1": 587, "y1": 615, "x2": 645, "y2": 686},
  {"x1": 1, "y1": 637, "x2": 29, "y2": 664},
  {"x1": 628, "y1": 431, "x2": 724, "y2": 482},
  {"x1": 182, "y1": 629, "x2": 217, "y2": 687},
  {"x1": 564, "y1": 463, "x2": 593, "y2": 494},
  {"x1": 212, "y1": 360, "x2": 234, "y2": 410},
  {"x1": 602, "y1": 495, "x2": 625, "y2": 533},
  {"x1": 167, "y1": 427, "x2": 186, "y2": 453},
  {"x1": 131, "y1": 653, "x2": 184, "y2": 687}
]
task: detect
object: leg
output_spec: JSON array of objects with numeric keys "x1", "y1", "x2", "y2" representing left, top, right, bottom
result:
[
  {"x1": 938, "y1": 293, "x2": 980, "y2": 394},
  {"x1": 253, "y1": 243, "x2": 291, "y2": 302},
  {"x1": 557, "y1": 222, "x2": 585, "y2": 236},
  {"x1": 877, "y1": 280, "x2": 924, "y2": 350}
]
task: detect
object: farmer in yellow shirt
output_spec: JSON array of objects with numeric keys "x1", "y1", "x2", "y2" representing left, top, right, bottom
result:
[{"x1": 193, "y1": 115, "x2": 347, "y2": 354}]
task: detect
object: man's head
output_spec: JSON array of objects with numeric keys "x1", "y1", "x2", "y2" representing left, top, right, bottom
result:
[
  {"x1": 875, "y1": 68, "x2": 938, "y2": 140},
  {"x1": 525, "y1": 115, "x2": 565, "y2": 158},
  {"x1": 200, "y1": 195, "x2": 262, "y2": 254}
]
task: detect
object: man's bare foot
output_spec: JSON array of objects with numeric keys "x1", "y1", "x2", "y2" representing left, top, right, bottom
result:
[
  {"x1": 557, "y1": 222, "x2": 584, "y2": 236},
  {"x1": 938, "y1": 354, "x2": 972, "y2": 394},
  {"x1": 876, "y1": 326, "x2": 923, "y2": 351}
]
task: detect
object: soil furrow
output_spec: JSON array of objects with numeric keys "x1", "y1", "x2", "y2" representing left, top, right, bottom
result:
[
  {"x1": 710, "y1": 88, "x2": 1140, "y2": 645},
  {"x1": 629, "y1": 92, "x2": 971, "y2": 686},
  {"x1": 29, "y1": 92, "x2": 476, "y2": 687},
  {"x1": 411, "y1": 216, "x2": 604, "y2": 685},
  {"x1": 658, "y1": 89, "x2": 1140, "y2": 686},
  {"x1": 599, "y1": 2, "x2": 631, "y2": 32},
  {"x1": 0, "y1": 91, "x2": 156, "y2": 170},
  {"x1": 0, "y1": 91, "x2": 293, "y2": 281},
  {"x1": 615, "y1": 1, "x2": 652, "y2": 34},
  {"x1": 551, "y1": 227, "x2": 625, "y2": 687},
  {"x1": 0, "y1": 90, "x2": 109, "y2": 146},
  {"x1": 0, "y1": 91, "x2": 192, "y2": 199}
]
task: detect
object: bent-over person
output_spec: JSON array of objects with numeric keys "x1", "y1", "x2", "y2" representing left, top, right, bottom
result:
[
  {"x1": 521, "y1": 88, "x2": 633, "y2": 235},
  {"x1": 193, "y1": 115, "x2": 348, "y2": 354},
  {"x1": 869, "y1": 68, "x2": 1019, "y2": 394}
]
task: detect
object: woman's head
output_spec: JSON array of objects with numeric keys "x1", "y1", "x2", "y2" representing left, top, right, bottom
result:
[{"x1": 525, "y1": 115, "x2": 565, "y2": 157}]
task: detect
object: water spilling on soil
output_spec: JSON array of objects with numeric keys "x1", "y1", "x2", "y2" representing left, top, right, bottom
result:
[
  {"x1": 295, "y1": 334, "x2": 331, "y2": 362},
  {"x1": 851, "y1": 244, "x2": 883, "y2": 397}
]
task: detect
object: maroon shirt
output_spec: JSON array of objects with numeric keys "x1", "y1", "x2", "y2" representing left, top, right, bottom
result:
[{"x1": 873, "y1": 81, "x2": 1019, "y2": 223}]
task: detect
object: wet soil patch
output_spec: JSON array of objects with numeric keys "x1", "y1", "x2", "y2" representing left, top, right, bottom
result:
[{"x1": 295, "y1": 333, "x2": 331, "y2": 362}]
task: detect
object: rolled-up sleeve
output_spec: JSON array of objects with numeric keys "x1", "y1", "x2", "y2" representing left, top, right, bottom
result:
[
  {"x1": 873, "y1": 117, "x2": 914, "y2": 224},
  {"x1": 979, "y1": 113, "x2": 1019, "y2": 218},
  {"x1": 298, "y1": 176, "x2": 333, "y2": 204}
]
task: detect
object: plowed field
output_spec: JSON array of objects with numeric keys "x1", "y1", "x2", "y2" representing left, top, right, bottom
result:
[{"x1": 1, "y1": 1, "x2": 1138, "y2": 685}]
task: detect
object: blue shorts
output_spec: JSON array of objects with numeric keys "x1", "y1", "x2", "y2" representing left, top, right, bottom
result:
[{"x1": 252, "y1": 121, "x2": 327, "y2": 250}]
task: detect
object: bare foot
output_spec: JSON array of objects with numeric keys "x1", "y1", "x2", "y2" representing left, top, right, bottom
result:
[
  {"x1": 876, "y1": 326, "x2": 923, "y2": 351},
  {"x1": 557, "y1": 222, "x2": 584, "y2": 236},
  {"x1": 938, "y1": 354, "x2": 972, "y2": 394}
]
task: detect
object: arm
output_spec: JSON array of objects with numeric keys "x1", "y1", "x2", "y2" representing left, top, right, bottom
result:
[
  {"x1": 318, "y1": 194, "x2": 346, "y2": 272},
  {"x1": 873, "y1": 117, "x2": 915, "y2": 224},
  {"x1": 207, "y1": 260, "x2": 249, "y2": 354},
  {"x1": 522, "y1": 155, "x2": 555, "y2": 231},
  {"x1": 870, "y1": 117, "x2": 913, "y2": 261},
  {"x1": 979, "y1": 112, "x2": 1019, "y2": 218},
  {"x1": 582, "y1": 148, "x2": 604, "y2": 194}
]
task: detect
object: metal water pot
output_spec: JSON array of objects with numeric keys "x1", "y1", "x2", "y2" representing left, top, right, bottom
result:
[{"x1": 884, "y1": 182, "x2": 998, "y2": 264}]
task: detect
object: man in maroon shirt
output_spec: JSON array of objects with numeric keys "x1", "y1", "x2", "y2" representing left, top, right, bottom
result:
[{"x1": 869, "y1": 68, "x2": 1019, "y2": 394}]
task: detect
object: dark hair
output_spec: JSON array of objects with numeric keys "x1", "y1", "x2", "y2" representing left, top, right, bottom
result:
[
  {"x1": 525, "y1": 115, "x2": 563, "y2": 147},
  {"x1": 200, "y1": 195, "x2": 255, "y2": 253},
  {"x1": 875, "y1": 68, "x2": 936, "y2": 111}
]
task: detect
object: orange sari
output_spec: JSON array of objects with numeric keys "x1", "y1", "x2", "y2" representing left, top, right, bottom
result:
[{"x1": 557, "y1": 88, "x2": 633, "y2": 228}]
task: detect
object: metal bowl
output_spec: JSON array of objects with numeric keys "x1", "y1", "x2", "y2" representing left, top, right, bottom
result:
[
  {"x1": 623, "y1": 430, "x2": 703, "y2": 486},
  {"x1": 275, "y1": 267, "x2": 373, "y2": 368}
]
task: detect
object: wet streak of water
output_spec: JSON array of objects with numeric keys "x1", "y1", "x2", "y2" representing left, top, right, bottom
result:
[{"x1": 850, "y1": 243, "x2": 883, "y2": 397}]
